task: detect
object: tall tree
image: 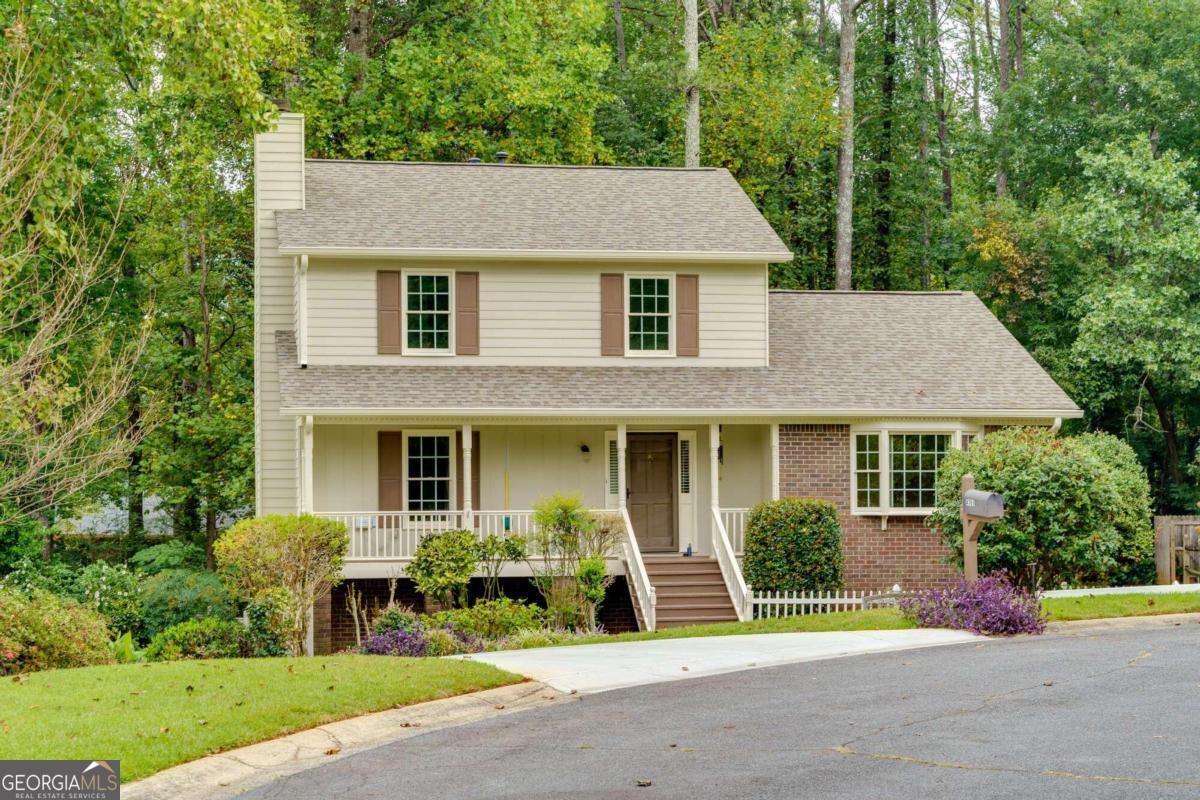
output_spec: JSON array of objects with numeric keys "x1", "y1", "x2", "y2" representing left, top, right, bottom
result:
[
  {"x1": 684, "y1": 0, "x2": 700, "y2": 167},
  {"x1": 834, "y1": 0, "x2": 863, "y2": 289}
]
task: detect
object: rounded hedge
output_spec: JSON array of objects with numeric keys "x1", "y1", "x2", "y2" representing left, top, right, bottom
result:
[
  {"x1": 144, "y1": 617, "x2": 249, "y2": 661},
  {"x1": 929, "y1": 427, "x2": 1154, "y2": 588},
  {"x1": 742, "y1": 498, "x2": 844, "y2": 592},
  {"x1": 0, "y1": 588, "x2": 113, "y2": 674}
]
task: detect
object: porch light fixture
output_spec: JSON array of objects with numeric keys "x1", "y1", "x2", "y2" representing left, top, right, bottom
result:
[{"x1": 580, "y1": 443, "x2": 591, "y2": 462}]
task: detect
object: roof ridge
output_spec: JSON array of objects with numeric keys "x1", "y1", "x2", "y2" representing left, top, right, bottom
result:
[
  {"x1": 770, "y1": 290, "x2": 966, "y2": 296},
  {"x1": 304, "y1": 158, "x2": 722, "y2": 173}
]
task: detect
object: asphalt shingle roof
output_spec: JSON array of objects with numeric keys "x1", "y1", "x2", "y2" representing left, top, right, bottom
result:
[
  {"x1": 275, "y1": 160, "x2": 791, "y2": 260},
  {"x1": 275, "y1": 291, "x2": 1079, "y2": 417}
]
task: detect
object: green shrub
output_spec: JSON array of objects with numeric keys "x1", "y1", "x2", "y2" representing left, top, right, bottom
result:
[
  {"x1": 423, "y1": 627, "x2": 475, "y2": 656},
  {"x1": 371, "y1": 604, "x2": 422, "y2": 635},
  {"x1": 215, "y1": 514, "x2": 348, "y2": 655},
  {"x1": 743, "y1": 498, "x2": 844, "y2": 592},
  {"x1": 0, "y1": 556, "x2": 80, "y2": 597},
  {"x1": 138, "y1": 568, "x2": 237, "y2": 641},
  {"x1": 244, "y1": 590, "x2": 288, "y2": 657},
  {"x1": 0, "y1": 588, "x2": 113, "y2": 674},
  {"x1": 144, "y1": 618, "x2": 249, "y2": 661},
  {"x1": 929, "y1": 427, "x2": 1154, "y2": 588},
  {"x1": 76, "y1": 561, "x2": 141, "y2": 635},
  {"x1": 407, "y1": 529, "x2": 478, "y2": 608},
  {"x1": 130, "y1": 540, "x2": 205, "y2": 574},
  {"x1": 575, "y1": 556, "x2": 611, "y2": 632},
  {"x1": 428, "y1": 598, "x2": 544, "y2": 639},
  {"x1": 475, "y1": 533, "x2": 527, "y2": 599}
]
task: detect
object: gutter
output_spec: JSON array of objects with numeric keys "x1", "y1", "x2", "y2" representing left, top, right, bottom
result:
[
  {"x1": 278, "y1": 406, "x2": 1085, "y2": 421},
  {"x1": 273, "y1": 245, "x2": 793, "y2": 264}
]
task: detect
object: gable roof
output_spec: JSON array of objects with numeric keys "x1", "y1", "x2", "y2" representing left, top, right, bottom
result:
[
  {"x1": 275, "y1": 291, "x2": 1080, "y2": 418},
  {"x1": 275, "y1": 160, "x2": 792, "y2": 262}
]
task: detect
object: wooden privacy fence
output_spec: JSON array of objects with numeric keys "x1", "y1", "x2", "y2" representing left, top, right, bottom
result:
[
  {"x1": 1155, "y1": 516, "x2": 1200, "y2": 584},
  {"x1": 751, "y1": 588, "x2": 905, "y2": 618}
]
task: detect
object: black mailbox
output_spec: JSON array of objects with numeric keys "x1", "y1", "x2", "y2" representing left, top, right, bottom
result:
[{"x1": 962, "y1": 489, "x2": 1004, "y2": 520}]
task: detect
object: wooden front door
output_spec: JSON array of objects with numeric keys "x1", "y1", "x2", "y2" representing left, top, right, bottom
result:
[{"x1": 627, "y1": 433, "x2": 677, "y2": 551}]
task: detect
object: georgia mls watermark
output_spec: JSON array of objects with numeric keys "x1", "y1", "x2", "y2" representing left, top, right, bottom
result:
[{"x1": 0, "y1": 760, "x2": 119, "y2": 800}]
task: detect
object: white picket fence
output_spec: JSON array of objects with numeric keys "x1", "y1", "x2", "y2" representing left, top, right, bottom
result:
[{"x1": 751, "y1": 587, "x2": 903, "y2": 618}]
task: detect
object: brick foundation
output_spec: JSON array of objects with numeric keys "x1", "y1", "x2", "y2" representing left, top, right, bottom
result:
[
  {"x1": 316, "y1": 575, "x2": 638, "y2": 654},
  {"x1": 778, "y1": 424, "x2": 958, "y2": 590}
]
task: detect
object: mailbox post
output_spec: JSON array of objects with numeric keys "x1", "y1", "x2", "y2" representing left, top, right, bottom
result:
[{"x1": 960, "y1": 473, "x2": 1004, "y2": 581}]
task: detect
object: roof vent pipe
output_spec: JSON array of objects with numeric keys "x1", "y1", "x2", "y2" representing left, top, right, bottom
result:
[
  {"x1": 466, "y1": 156, "x2": 481, "y2": 164},
  {"x1": 495, "y1": 151, "x2": 509, "y2": 164}
]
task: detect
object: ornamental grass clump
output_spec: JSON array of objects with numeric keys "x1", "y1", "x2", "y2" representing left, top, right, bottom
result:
[{"x1": 899, "y1": 572, "x2": 1046, "y2": 636}]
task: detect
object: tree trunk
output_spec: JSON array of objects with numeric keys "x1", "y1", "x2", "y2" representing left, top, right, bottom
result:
[
  {"x1": 1144, "y1": 377, "x2": 1184, "y2": 487},
  {"x1": 612, "y1": 0, "x2": 627, "y2": 70},
  {"x1": 205, "y1": 510, "x2": 218, "y2": 569},
  {"x1": 967, "y1": 0, "x2": 982, "y2": 126},
  {"x1": 818, "y1": 0, "x2": 828, "y2": 50},
  {"x1": 929, "y1": 0, "x2": 953, "y2": 213},
  {"x1": 834, "y1": 0, "x2": 857, "y2": 290},
  {"x1": 872, "y1": 0, "x2": 896, "y2": 279},
  {"x1": 996, "y1": 0, "x2": 1011, "y2": 197},
  {"x1": 346, "y1": 1, "x2": 371, "y2": 59},
  {"x1": 126, "y1": 391, "x2": 144, "y2": 553},
  {"x1": 1013, "y1": 0, "x2": 1025, "y2": 79},
  {"x1": 684, "y1": 0, "x2": 700, "y2": 167}
]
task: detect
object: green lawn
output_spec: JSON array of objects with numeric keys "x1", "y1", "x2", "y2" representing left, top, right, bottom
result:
[
  {"x1": 1042, "y1": 592, "x2": 1200, "y2": 621},
  {"x1": 0, "y1": 656, "x2": 520, "y2": 783}
]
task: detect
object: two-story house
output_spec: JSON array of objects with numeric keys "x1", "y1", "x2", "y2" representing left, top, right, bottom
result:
[{"x1": 254, "y1": 113, "x2": 1080, "y2": 653}]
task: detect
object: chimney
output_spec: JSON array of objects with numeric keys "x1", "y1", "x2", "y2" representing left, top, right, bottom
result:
[{"x1": 495, "y1": 151, "x2": 509, "y2": 164}]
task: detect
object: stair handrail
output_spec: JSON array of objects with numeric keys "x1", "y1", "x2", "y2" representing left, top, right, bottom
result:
[
  {"x1": 619, "y1": 507, "x2": 657, "y2": 631},
  {"x1": 711, "y1": 506, "x2": 752, "y2": 621}
]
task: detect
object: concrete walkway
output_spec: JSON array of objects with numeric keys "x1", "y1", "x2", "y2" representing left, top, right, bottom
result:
[
  {"x1": 122, "y1": 681, "x2": 569, "y2": 800},
  {"x1": 460, "y1": 628, "x2": 981, "y2": 694}
]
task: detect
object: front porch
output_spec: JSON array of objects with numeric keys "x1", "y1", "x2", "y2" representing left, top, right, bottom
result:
[{"x1": 301, "y1": 420, "x2": 779, "y2": 630}]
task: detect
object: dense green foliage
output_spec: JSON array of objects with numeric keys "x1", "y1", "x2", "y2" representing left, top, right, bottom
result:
[
  {"x1": 144, "y1": 617, "x2": 249, "y2": 661},
  {"x1": 406, "y1": 529, "x2": 479, "y2": 608},
  {"x1": 427, "y1": 598, "x2": 546, "y2": 640},
  {"x1": 138, "y1": 568, "x2": 238, "y2": 641},
  {"x1": 743, "y1": 499, "x2": 845, "y2": 592},
  {"x1": 930, "y1": 428, "x2": 1155, "y2": 588},
  {"x1": 0, "y1": 588, "x2": 113, "y2": 674}
]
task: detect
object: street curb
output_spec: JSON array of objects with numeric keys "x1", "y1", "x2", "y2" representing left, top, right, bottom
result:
[
  {"x1": 1046, "y1": 612, "x2": 1200, "y2": 635},
  {"x1": 122, "y1": 681, "x2": 571, "y2": 800}
]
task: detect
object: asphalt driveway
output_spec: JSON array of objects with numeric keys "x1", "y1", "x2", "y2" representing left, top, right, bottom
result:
[{"x1": 245, "y1": 620, "x2": 1200, "y2": 800}]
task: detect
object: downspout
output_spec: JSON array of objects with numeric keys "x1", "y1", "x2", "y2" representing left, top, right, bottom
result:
[{"x1": 1049, "y1": 417, "x2": 1062, "y2": 435}]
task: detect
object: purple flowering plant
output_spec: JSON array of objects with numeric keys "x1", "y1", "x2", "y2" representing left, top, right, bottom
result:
[
  {"x1": 361, "y1": 626, "x2": 430, "y2": 657},
  {"x1": 899, "y1": 572, "x2": 1046, "y2": 636}
]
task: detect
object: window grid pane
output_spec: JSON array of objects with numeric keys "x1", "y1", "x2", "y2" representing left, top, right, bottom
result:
[
  {"x1": 407, "y1": 435, "x2": 451, "y2": 511},
  {"x1": 406, "y1": 275, "x2": 450, "y2": 350},
  {"x1": 854, "y1": 434, "x2": 881, "y2": 508},
  {"x1": 628, "y1": 277, "x2": 670, "y2": 351},
  {"x1": 889, "y1": 433, "x2": 950, "y2": 509}
]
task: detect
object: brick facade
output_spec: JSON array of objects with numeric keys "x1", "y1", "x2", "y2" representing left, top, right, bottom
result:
[
  {"x1": 316, "y1": 575, "x2": 637, "y2": 654},
  {"x1": 778, "y1": 424, "x2": 958, "y2": 590}
]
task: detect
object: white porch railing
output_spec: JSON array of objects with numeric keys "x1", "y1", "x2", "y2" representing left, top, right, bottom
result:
[
  {"x1": 711, "y1": 507, "x2": 752, "y2": 621},
  {"x1": 320, "y1": 511, "x2": 467, "y2": 560},
  {"x1": 473, "y1": 510, "x2": 538, "y2": 538},
  {"x1": 720, "y1": 507, "x2": 749, "y2": 555},
  {"x1": 620, "y1": 507, "x2": 657, "y2": 631}
]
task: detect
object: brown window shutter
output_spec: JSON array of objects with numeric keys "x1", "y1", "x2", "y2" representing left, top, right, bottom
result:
[
  {"x1": 378, "y1": 271, "x2": 402, "y2": 354},
  {"x1": 454, "y1": 430, "x2": 481, "y2": 511},
  {"x1": 378, "y1": 431, "x2": 404, "y2": 510},
  {"x1": 600, "y1": 273, "x2": 624, "y2": 356},
  {"x1": 455, "y1": 272, "x2": 480, "y2": 355},
  {"x1": 677, "y1": 274, "x2": 699, "y2": 357}
]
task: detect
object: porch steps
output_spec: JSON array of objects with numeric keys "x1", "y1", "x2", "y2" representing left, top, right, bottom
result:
[{"x1": 643, "y1": 556, "x2": 739, "y2": 629}]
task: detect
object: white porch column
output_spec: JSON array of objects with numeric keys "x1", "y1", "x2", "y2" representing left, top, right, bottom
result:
[
  {"x1": 770, "y1": 423, "x2": 780, "y2": 500},
  {"x1": 616, "y1": 423, "x2": 627, "y2": 510},
  {"x1": 300, "y1": 415, "x2": 314, "y2": 512},
  {"x1": 461, "y1": 423, "x2": 473, "y2": 521},
  {"x1": 709, "y1": 423, "x2": 720, "y2": 511}
]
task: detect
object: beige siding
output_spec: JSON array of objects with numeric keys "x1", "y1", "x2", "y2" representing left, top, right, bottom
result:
[
  {"x1": 718, "y1": 424, "x2": 770, "y2": 508},
  {"x1": 255, "y1": 114, "x2": 305, "y2": 515},
  {"x1": 305, "y1": 259, "x2": 769, "y2": 367}
]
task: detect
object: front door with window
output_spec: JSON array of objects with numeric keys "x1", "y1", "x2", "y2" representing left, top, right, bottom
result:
[{"x1": 627, "y1": 433, "x2": 677, "y2": 551}]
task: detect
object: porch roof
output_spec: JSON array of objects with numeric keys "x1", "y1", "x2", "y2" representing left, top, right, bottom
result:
[{"x1": 275, "y1": 291, "x2": 1080, "y2": 418}]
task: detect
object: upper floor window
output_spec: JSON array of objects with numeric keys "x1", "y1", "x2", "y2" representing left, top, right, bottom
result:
[
  {"x1": 627, "y1": 275, "x2": 672, "y2": 353},
  {"x1": 852, "y1": 426, "x2": 980, "y2": 515},
  {"x1": 405, "y1": 272, "x2": 451, "y2": 352}
]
